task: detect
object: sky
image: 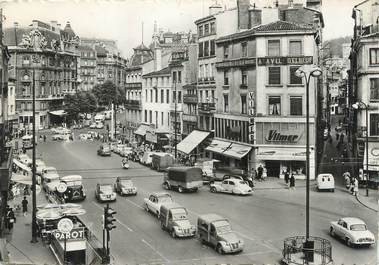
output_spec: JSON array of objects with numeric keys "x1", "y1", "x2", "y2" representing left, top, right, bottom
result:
[{"x1": 0, "y1": 0, "x2": 361, "y2": 58}]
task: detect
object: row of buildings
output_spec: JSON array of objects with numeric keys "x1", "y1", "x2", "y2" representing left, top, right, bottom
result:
[{"x1": 123, "y1": 0, "x2": 324, "y2": 180}]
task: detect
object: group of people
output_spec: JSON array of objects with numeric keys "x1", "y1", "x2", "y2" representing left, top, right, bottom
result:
[
  {"x1": 343, "y1": 171, "x2": 359, "y2": 196},
  {"x1": 284, "y1": 170, "x2": 296, "y2": 190},
  {"x1": 255, "y1": 165, "x2": 267, "y2": 181}
]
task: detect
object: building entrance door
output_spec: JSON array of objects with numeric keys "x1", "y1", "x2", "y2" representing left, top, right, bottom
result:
[{"x1": 265, "y1": 160, "x2": 281, "y2": 178}]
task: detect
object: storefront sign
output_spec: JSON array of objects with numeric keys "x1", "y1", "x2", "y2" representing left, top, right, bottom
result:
[
  {"x1": 257, "y1": 56, "x2": 313, "y2": 66},
  {"x1": 216, "y1": 58, "x2": 256, "y2": 68},
  {"x1": 145, "y1": 130, "x2": 157, "y2": 143},
  {"x1": 365, "y1": 143, "x2": 379, "y2": 171},
  {"x1": 53, "y1": 228, "x2": 85, "y2": 241},
  {"x1": 265, "y1": 130, "x2": 302, "y2": 143}
]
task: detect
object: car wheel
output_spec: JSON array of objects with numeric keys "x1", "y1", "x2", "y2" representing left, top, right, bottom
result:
[
  {"x1": 144, "y1": 204, "x2": 149, "y2": 212},
  {"x1": 329, "y1": 227, "x2": 335, "y2": 237},
  {"x1": 160, "y1": 221, "x2": 165, "y2": 230},
  {"x1": 346, "y1": 237, "x2": 353, "y2": 247},
  {"x1": 178, "y1": 186, "x2": 184, "y2": 193},
  {"x1": 216, "y1": 244, "x2": 223, "y2": 254},
  {"x1": 171, "y1": 229, "x2": 176, "y2": 238},
  {"x1": 210, "y1": 187, "x2": 216, "y2": 193}
]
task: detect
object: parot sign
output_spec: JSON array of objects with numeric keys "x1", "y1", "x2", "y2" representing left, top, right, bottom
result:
[{"x1": 53, "y1": 228, "x2": 85, "y2": 241}]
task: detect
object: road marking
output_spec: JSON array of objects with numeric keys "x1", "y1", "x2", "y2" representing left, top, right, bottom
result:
[
  {"x1": 141, "y1": 238, "x2": 169, "y2": 263},
  {"x1": 91, "y1": 201, "x2": 133, "y2": 232}
]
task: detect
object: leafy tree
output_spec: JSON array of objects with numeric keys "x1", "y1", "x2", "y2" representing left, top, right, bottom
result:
[
  {"x1": 63, "y1": 91, "x2": 98, "y2": 124},
  {"x1": 92, "y1": 81, "x2": 125, "y2": 108}
]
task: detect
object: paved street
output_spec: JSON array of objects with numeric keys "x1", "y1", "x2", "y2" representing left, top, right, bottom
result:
[{"x1": 26, "y1": 135, "x2": 376, "y2": 265}]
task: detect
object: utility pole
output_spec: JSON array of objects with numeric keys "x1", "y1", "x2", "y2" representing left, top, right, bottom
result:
[
  {"x1": 174, "y1": 81, "x2": 177, "y2": 159},
  {"x1": 31, "y1": 70, "x2": 37, "y2": 243}
]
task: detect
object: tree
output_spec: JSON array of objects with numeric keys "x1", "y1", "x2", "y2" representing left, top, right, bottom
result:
[
  {"x1": 92, "y1": 81, "x2": 125, "y2": 108},
  {"x1": 63, "y1": 91, "x2": 98, "y2": 124}
]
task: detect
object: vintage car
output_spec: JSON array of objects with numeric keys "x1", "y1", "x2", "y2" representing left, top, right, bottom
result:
[
  {"x1": 89, "y1": 123, "x2": 97, "y2": 129},
  {"x1": 143, "y1": 192, "x2": 173, "y2": 217},
  {"x1": 159, "y1": 203, "x2": 196, "y2": 238},
  {"x1": 114, "y1": 144, "x2": 125, "y2": 155},
  {"x1": 151, "y1": 153, "x2": 174, "y2": 171},
  {"x1": 60, "y1": 175, "x2": 86, "y2": 202},
  {"x1": 95, "y1": 122, "x2": 104, "y2": 129},
  {"x1": 114, "y1": 177, "x2": 137, "y2": 196},
  {"x1": 316, "y1": 173, "x2": 335, "y2": 192},
  {"x1": 41, "y1": 167, "x2": 60, "y2": 193},
  {"x1": 210, "y1": 178, "x2": 253, "y2": 195},
  {"x1": 79, "y1": 133, "x2": 92, "y2": 140},
  {"x1": 120, "y1": 146, "x2": 133, "y2": 158},
  {"x1": 95, "y1": 183, "x2": 116, "y2": 202},
  {"x1": 330, "y1": 217, "x2": 375, "y2": 247},
  {"x1": 97, "y1": 144, "x2": 112, "y2": 156},
  {"x1": 35, "y1": 159, "x2": 47, "y2": 176},
  {"x1": 197, "y1": 214, "x2": 244, "y2": 254},
  {"x1": 52, "y1": 134, "x2": 65, "y2": 141},
  {"x1": 163, "y1": 167, "x2": 203, "y2": 193}
]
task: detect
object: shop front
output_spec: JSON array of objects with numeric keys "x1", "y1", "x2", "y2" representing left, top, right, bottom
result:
[
  {"x1": 205, "y1": 138, "x2": 253, "y2": 171},
  {"x1": 176, "y1": 130, "x2": 211, "y2": 157},
  {"x1": 145, "y1": 129, "x2": 169, "y2": 151},
  {"x1": 133, "y1": 123, "x2": 151, "y2": 144},
  {"x1": 363, "y1": 141, "x2": 379, "y2": 185},
  {"x1": 254, "y1": 121, "x2": 315, "y2": 180}
]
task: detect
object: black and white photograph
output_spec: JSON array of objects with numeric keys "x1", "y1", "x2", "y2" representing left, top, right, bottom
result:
[{"x1": 0, "y1": 0, "x2": 378, "y2": 264}]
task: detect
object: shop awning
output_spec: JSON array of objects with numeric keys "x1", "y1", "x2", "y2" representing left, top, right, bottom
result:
[
  {"x1": 256, "y1": 146, "x2": 307, "y2": 161},
  {"x1": 49, "y1": 110, "x2": 67, "y2": 116},
  {"x1": 205, "y1": 139, "x2": 252, "y2": 160},
  {"x1": 134, "y1": 124, "x2": 151, "y2": 136},
  {"x1": 364, "y1": 142, "x2": 379, "y2": 171},
  {"x1": 13, "y1": 159, "x2": 31, "y2": 172},
  {"x1": 176, "y1": 130, "x2": 211, "y2": 154}
]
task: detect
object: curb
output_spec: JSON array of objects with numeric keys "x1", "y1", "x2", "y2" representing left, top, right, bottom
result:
[
  {"x1": 355, "y1": 194, "x2": 378, "y2": 212},
  {"x1": 254, "y1": 183, "x2": 316, "y2": 191}
]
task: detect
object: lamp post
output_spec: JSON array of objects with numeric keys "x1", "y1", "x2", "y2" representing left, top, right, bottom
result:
[
  {"x1": 31, "y1": 70, "x2": 37, "y2": 243},
  {"x1": 295, "y1": 65, "x2": 322, "y2": 241},
  {"x1": 174, "y1": 81, "x2": 177, "y2": 159},
  {"x1": 352, "y1": 101, "x2": 369, "y2": 197}
]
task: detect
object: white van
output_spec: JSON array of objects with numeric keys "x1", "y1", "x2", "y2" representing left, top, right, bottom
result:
[{"x1": 317, "y1": 173, "x2": 335, "y2": 192}]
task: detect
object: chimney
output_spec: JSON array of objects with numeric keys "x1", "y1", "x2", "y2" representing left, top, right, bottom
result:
[
  {"x1": 209, "y1": 2, "x2": 223, "y2": 15},
  {"x1": 237, "y1": 0, "x2": 250, "y2": 30},
  {"x1": 249, "y1": 9, "x2": 262, "y2": 28},
  {"x1": 154, "y1": 46, "x2": 162, "y2": 71}
]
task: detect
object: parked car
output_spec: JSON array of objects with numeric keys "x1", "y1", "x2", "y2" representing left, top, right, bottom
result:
[
  {"x1": 330, "y1": 217, "x2": 375, "y2": 247},
  {"x1": 120, "y1": 146, "x2": 133, "y2": 158},
  {"x1": 89, "y1": 123, "x2": 97, "y2": 129},
  {"x1": 95, "y1": 183, "x2": 116, "y2": 202},
  {"x1": 159, "y1": 203, "x2": 196, "y2": 238},
  {"x1": 143, "y1": 192, "x2": 173, "y2": 217},
  {"x1": 34, "y1": 159, "x2": 47, "y2": 176},
  {"x1": 79, "y1": 133, "x2": 91, "y2": 140},
  {"x1": 52, "y1": 134, "x2": 65, "y2": 141},
  {"x1": 41, "y1": 167, "x2": 60, "y2": 192},
  {"x1": 114, "y1": 144, "x2": 125, "y2": 155},
  {"x1": 95, "y1": 122, "x2": 104, "y2": 129},
  {"x1": 60, "y1": 175, "x2": 86, "y2": 202},
  {"x1": 316, "y1": 173, "x2": 335, "y2": 192},
  {"x1": 97, "y1": 144, "x2": 112, "y2": 156},
  {"x1": 197, "y1": 214, "x2": 244, "y2": 254},
  {"x1": 114, "y1": 177, "x2": 137, "y2": 196},
  {"x1": 210, "y1": 178, "x2": 253, "y2": 195},
  {"x1": 162, "y1": 167, "x2": 203, "y2": 193},
  {"x1": 151, "y1": 153, "x2": 174, "y2": 171}
]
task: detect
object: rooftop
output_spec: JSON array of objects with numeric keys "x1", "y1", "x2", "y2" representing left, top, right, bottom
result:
[{"x1": 143, "y1": 66, "x2": 171, "y2": 77}]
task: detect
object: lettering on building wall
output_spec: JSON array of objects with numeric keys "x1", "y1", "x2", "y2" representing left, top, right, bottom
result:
[
  {"x1": 265, "y1": 130, "x2": 302, "y2": 143},
  {"x1": 257, "y1": 56, "x2": 313, "y2": 66}
]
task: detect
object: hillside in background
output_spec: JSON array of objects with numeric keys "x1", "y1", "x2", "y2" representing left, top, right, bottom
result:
[{"x1": 323, "y1": 36, "x2": 352, "y2": 57}]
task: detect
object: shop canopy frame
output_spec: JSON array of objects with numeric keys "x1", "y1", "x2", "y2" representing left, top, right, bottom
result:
[
  {"x1": 205, "y1": 139, "x2": 252, "y2": 160},
  {"x1": 176, "y1": 130, "x2": 211, "y2": 155},
  {"x1": 134, "y1": 124, "x2": 152, "y2": 136}
]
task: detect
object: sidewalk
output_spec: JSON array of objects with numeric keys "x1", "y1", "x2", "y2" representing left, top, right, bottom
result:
[
  {"x1": 356, "y1": 192, "x2": 379, "y2": 212},
  {"x1": 4, "y1": 195, "x2": 58, "y2": 265}
]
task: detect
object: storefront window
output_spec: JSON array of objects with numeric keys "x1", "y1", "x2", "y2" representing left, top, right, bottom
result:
[{"x1": 283, "y1": 161, "x2": 306, "y2": 175}]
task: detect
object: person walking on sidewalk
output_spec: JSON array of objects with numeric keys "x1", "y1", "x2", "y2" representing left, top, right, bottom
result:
[
  {"x1": 343, "y1": 172, "x2": 351, "y2": 190},
  {"x1": 22, "y1": 196, "x2": 28, "y2": 216},
  {"x1": 352, "y1": 177, "x2": 359, "y2": 196},
  {"x1": 284, "y1": 170, "x2": 290, "y2": 186},
  {"x1": 6, "y1": 207, "x2": 16, "y2": 231},
  {"x1": 257, "y1": 165, "x2": 263, "y2": 182},
  {"x1": 289, "y1": 174, "x2": 295, "y2": 190}
]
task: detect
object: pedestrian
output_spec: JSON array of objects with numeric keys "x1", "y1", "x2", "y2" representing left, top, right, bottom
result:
[
  {"x1": 257, "y1": 165, "x2": 263, "y2": 181},
  {"x1": 352, "y1": 177, "x2": 359, "y2": 196},
  {"x1": 340, "y1": 132, "x2": 345, "y2": 143},
  {"x1": 262, "y1": 166, "x2": 267, "y2": 180},
  {"x1": 336, "y1": 131, "x2": 339, "y2": 141},
  {"x1": 22, "y1": 196, "x2": 28, "y2": 216},
  {"x1": 289, "y1": 173, "x2": 295, "y2": 190},
  {"x1": 6, "y1": 207, "x2": 16, "y2": 231},
  {"x1": 43, "y1": 135, "x2": 46, "y2": 142},
  {"x1": 284, "y1": 170, "x2": 290, "y2": 185},
  {"x1": 343, "y1": 172, "x2": 351, "y2": 190}
]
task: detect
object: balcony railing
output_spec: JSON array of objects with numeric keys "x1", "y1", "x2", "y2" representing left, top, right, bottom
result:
[
  {"x1": 125, "y1": 82, "x2": 142, "y2": 90},
  {"x1": 182, "y1": 114, "x2": 197, "y2": 123},
  {"x1": 197, "y1": 102, "x2": 215, "y2": 114},
  {"x1": 197, "y1": 77, "x2": 215, "y2": 85},
  {"x1": 183, "y1": 94, "x2": 198, "y2": 104},
  {"x1": 125, "y1": 99, "x2": 142, "y2": 110}
]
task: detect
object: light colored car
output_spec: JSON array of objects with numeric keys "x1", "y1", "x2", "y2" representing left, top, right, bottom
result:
[
  {"x1": 95, "y1": 183, "x2": 116, "y2": 202},
  {"x1": 52, "y1": 134, "x2": 65, "y2": 141},
  {"x1": 330, "y1": 217, "x2": 375, "y2": 247},
  {"x1": 114, "y1": 177, "x2": 137, "y2": 196},
  {"x1": 79, "y1": 133, "x2": 91, "y2": 140},
  {"x1": 89, "y1": 123, "x2": 97, "y2": 129},
  {"x1": 210, "y1": 178, "x2": 253, "y2": 195},
  {"x1": 35, "y1": 159, "x2": 47, "y2": 176},
  {"x1": 317, "y1": 173, "x2": 335, "y2": 192},
  {"x1": 114, "y1": 144, "x2": 125, "y2": 155},
  {"x1": 95, "y1": 122, "x2": 104, "y2": 129},
  {"x1": 41, "y1": 166, "x2": 60, "y2": 192},
  {"x1": 120, "y1": 146, "x2": 133, "y2": 157},
  {"x1": 143, "y1": 192, "x2": 173, "y2": 217}
]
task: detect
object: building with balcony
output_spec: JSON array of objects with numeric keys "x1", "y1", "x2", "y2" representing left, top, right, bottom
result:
[
  {"x1": 77, "y1": 45, "x2": 97, "y2": 91},
  {"x1": 4, "y1": 20, "x2": 79, "y2": 130},
  {"x1": 349, "y1": 0, "x2": 379, "y2": 179},
  {"x1": 206, "y1": 0, "x2": 323, "y2": 177}
]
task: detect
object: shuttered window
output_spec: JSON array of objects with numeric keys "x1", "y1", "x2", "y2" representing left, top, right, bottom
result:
[
  {"x1": 290, "y1": 96, "x2": 303, "y2": 116},
  {"x1": 289, "y1": 40, "x2": 302, "y2": 55},
  {"x1": 289, "y1": 66, "x2": 303, "y2": 84},
  {"x1": 268, "y1": 40, "x2": 280, "y2": 56},
  {"x1": 268, "y1": 67, "x2": 281, "y2": 85}
]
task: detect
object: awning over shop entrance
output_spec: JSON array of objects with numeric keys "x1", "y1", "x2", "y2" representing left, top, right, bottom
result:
[
  {"x1": 134, "y1": 124, "x2": 151, "y2": 136},
  {"x1": 49, "y1": 110, "x2": 67, "y2": 116},
  {"x1": 256, "y1": 146, "x2": 307, "y2": 161},
  {"x1": 176, "y1": 130, "x2": 210, "y2": 154},
  {"x1": 205, "y1": 139, "x2": 252, "y2": 160},
  {"x1": 364, "y1": 142, "x2": 379, "y2": 171}
]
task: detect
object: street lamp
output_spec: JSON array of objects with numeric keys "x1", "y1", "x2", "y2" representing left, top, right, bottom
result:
[
  {"x1": 295, "y1": 65, "x2": 322, "y2": 242},
  {"x1": 352, "y1": 101, "x2": 369, "y2": 197}
]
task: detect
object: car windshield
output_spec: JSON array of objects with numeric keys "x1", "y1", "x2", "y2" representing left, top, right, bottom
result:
[
  {"x1": 120, "y1": 180, "x2": 132, "y2": 187},
  {"x1": 171, "y1": 208, "x2": 188, "y2": 221},
  {"x1": 158, "y1": 195, "x2": 172, "y2": 203},
  {"x1": 100, "y1": 185, "x2": 113, "y2": 193},
  {"x1": 350, "y1": 224, "x2": 367, "y2": 231},
  {"x1": 214, "y1": 220, "x2": 232, "y2": 234}
]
